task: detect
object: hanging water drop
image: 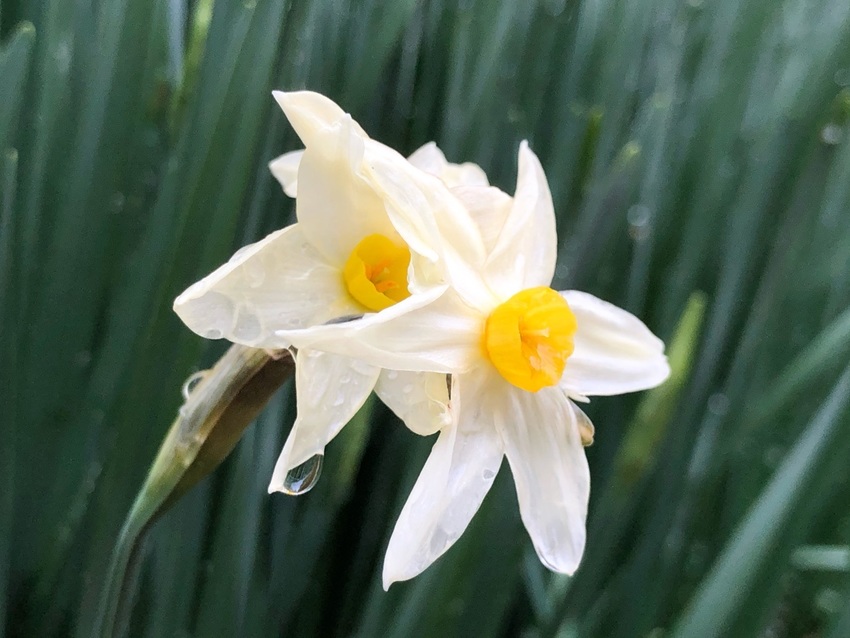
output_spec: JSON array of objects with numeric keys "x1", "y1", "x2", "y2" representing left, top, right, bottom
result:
[
  {"x1": 181, "y1": 370, "x2": 209, "y2": 400},
  {"x1": 281, "y1": 454, "x2": 323, "y2": 495}
]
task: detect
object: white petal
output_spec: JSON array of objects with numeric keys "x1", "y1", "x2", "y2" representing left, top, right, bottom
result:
[
  {"x1": 407, "y1": 142, "x2": 489, "y2": 188},
  {"x1": 484, "y1": 141, "x2": 557, "y2": 297},
  {"x1": 269, "y1": 150, "x2": 303, "y2": 197},
  {"x1": 274, "y1": 92, "x2": 492, "y2": 308},
  {"x1": 375, "y1": 370, "x2": 451, "y2": 436},
  {"x1": 274, "y1": 91, "x2": 477, "y2": 280},
  {"x1": 268, "y1": 349, "x2": 379, "y2": 492},
  {"x1": 274, "y1": 283, "x2": 444, "y2": 349},
  {"x1": 272, "y1": 90, "x2": 367, "y2": 145},
  {"x1": 274, "y1": 91, "x2": 430, "y2": 266},
  {"x1": 277, "y1": 287, "x2": 485, "y2": 374},
  {"x1": 364, "y1": 143, "x2": 495, "y2": 309},
  {"x1": 173, "y1": 224, "x2": 360, "y2": 347},
  {"x1": 498, "y1": 386, "x2": 590, "y2": 574},
  {"x1": 451, "y1": 184, "x2": 513, "y2": 254},
  {"x1": 382, "y1": 373, "x2": 503, "y2": 588},
  {"x1": 358, "y1": 143, "x2": 442, "y2": 263},
  {"x1": 559, "y1": 291, "x2": 671, "y2": 397},
  {"x1": 294, "y1": 114, "x2": 400, "y2": 264}
]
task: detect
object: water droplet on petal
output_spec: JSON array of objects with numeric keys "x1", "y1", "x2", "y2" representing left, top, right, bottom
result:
[
  {"x1": 189, "y1": 291, "x2": 235, "y2": 338},
  {"x1": 281, "y1": 454, "x2": 323, "y2": 495},
  {"x1": 482, "y1": 468, "x2": 496, "y2": 480},
  {"x1": 181, "y1": 370, "x2": 208, "y2": 400},
  {"x1": 241, "y1": 258, "x2": 266, "y2": 288},
  {"x1": 386, "y1": 370, "x2": 398, "y2": 380},
  {"x1": 402, "y1": 384, "x2": 414, "y2": 394},
  {"x1": 429, "y1": 527, "x2": 449, "y2": 555},
  {"x1": 232, "y1": 309, "x2": 262, "y2": 342}
]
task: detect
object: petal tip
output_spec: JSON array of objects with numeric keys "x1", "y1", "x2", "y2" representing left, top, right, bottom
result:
[
  {"x1": 268, "y1": 150, "x2": 303, "y2": 197},
  {"x1": 381, "y1": 560, "x2": 406, "y2": 591},
  {"x1": 267, "y1": 466, "x2": 288, "y2": 494},
  {"x1": 271, "y1": 90, "x2": 291, "y2": 112},
  {"x1": 516, "y1": 140, "x2": 544, "y2": 175},
  {"x1": 533, "y1": 531, "x2": 586, "y2": 576},
  {"x1": 171, "y1": 286, "x2": 234, "y2": 341}
]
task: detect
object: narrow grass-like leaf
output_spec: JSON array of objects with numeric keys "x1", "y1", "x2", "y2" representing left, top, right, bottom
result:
[
  {"x1": 791, "y1": 546, "x2": 850, "y2": 572},
  {"x1": 8, "y1": 0, "x2": 850, "y2": 636},
  {"x1": 0, "y1": 21, "x2": 35, "y2": 151},
  {"x1": 669, "y1": 367, "x2": 850, "y2": 638},
  {"x1": 748, "y1": 306, "x2": 850, "y2": 430},
  {"x1": 0, "y1": 148, "x2": 19, "y2": 638},
  {"x1": 544, "y1": 291, "x2": 706, "y2": 636}
]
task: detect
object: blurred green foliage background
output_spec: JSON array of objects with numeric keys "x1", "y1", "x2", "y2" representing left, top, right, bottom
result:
[{"x1": 2, "y1": 0, "x2": 850, "y2": 636}]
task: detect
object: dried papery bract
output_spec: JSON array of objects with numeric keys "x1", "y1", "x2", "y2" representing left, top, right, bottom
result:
[{"x1": 95, "y1": 345, "x2": 294, "y2": 638}]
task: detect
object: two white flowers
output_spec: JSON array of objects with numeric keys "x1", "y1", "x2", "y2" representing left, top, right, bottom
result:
[{"x1": 174, "y1": 91, "x2": 670, "y2": 588}]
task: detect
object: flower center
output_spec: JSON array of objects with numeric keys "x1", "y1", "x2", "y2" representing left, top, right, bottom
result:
[
  {"x1": 483, "y1": 287, "x2": 577, "y2": 392},
  {"x1": 343, "y1": 234, "x2": 411, "y2": 311}
]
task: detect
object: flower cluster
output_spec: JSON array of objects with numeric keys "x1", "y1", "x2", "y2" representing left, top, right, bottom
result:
[{"x1": 174, "y1": 91, "x2": 669, "y2": 588}]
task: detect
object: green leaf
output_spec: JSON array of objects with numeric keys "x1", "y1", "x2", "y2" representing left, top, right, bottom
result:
[
  {"x1": 670, "y1": 367, "x2": 850, "y2": 638},
  {"x1": 0, "y1": 21, "x2": 35, "y2": 151}
]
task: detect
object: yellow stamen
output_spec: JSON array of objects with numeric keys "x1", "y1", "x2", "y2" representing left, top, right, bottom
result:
[
  {"x1": 343, "y1": 234, "x2": 411, "y2": 311},
  {"x1": 483, "y1": 287, "x2": 577, "y2": 392}
]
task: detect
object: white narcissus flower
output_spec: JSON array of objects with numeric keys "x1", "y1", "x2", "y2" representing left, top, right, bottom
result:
[
  {"x1": 264, "y1": 139, "x2": 502, "y2": 443},
  {"x1": 282, "y1": 142, "x2": 670, "y2": 588},
  {"x1": 173, "y1": 91, "x2": 488, "y2": 493}
]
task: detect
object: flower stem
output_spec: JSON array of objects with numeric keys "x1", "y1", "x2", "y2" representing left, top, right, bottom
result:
[{"x1": 93, "y1": 345, "x2": 294, "y2": 637}]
